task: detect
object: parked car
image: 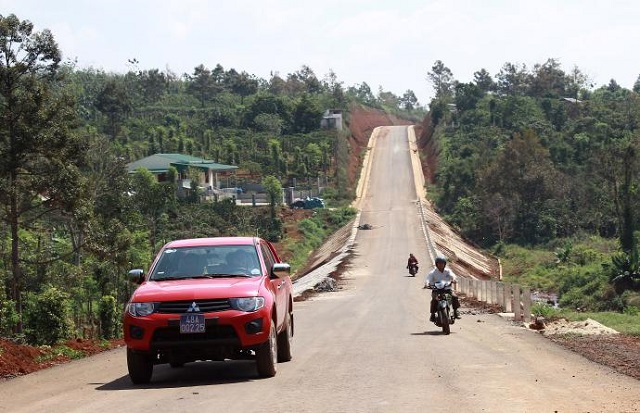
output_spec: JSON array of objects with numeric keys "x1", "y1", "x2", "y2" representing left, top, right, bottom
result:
[
  {"x1": 220, "y1": 187, "x2": 244, "y2": 194},
  {"x1": 290, "y1": 196, "x2": 325, "y2": 209},
  {"x1": 123, "y1": 236, "x2": 293, "y2": 384}
]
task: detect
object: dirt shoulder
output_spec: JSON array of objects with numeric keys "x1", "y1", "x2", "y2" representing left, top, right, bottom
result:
[
  {"x1": 545, "y1": 334, "x2": 640, "y2": 380},
  {"x1": 0, "y1": 338, "x2": 124, "y2": 380},
  {"x1": 460, "y1": 296, "x2": 640, "y2": 381}
]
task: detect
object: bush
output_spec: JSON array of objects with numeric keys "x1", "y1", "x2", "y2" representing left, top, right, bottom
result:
[
  {"x1": 0, "y1": 299, "x2": 19, "y2": 336},
  {"x1": 23, "y1": 286, "x2": 74, "y2": 346},
  {"x1": 626, "y1": 292, "x2": 640, "y2": 310},
  {"x1": 99, "y1": 295, "x2": 119, "y2": 339},
  {"x1": 319, "y1": 207, "x2": 357, "y2": 228},
  {"x1": 531, "y1": 302, "x2": 561, "y2": 320},
  {"x1": 298, "y1": 218, "x2": 323, "y2": 247}
]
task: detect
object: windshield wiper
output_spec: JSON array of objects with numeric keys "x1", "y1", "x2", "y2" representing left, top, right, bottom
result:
[
  {"x1": 152, "y1": 273, "x2": 252, "y2": 281},
  {"x1": 152, "y1": 275, "x2": 195, "y2": 281},
  {"x1": 203, "y1": 273, "x2": 252, "y2": 278}
]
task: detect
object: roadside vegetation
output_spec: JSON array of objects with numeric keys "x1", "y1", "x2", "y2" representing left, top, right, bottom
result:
[
  {"x1": 424, "y1": 59, "x2": 640, "y2": 333},
  {"x1": 499, "y1": 237, "x2": 640, "y2": 336},
  {"x1": 280, "y1": 207, "x2": 357, "y2": 271},
  {"x1": 0, "y1": 13, "x2": 416, "y2": 346}
]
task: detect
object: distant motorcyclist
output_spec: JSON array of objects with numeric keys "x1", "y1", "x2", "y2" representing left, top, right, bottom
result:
[
  {"x1": 406, "y1": 253, "x2": 419, "y2": 274},
  {"x1": 424, "y1": 256, "x2": 461, "y2": 321}
]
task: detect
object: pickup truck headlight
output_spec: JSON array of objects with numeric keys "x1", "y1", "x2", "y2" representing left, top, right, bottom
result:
[
  {"x1": 127, "y1": 302, "x2": 157, "y2": 317},
  {"x1": 230, "y1": 297, "x2": 265, "y2": 312}
]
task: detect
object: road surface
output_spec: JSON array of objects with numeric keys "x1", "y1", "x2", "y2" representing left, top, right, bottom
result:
[{"x1": 1, "y1": 126, "x2": 639, "y2": 413}]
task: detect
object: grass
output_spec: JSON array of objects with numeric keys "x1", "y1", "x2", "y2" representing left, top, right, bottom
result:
[
  {"x1": 531, "y1": 302, "x2": 562, "y2": 320},
  {"x1": 500, "y1": 244, "x2": 558, "y2": 290},
  {"x1": 500, "y1": 236, "x2": 619, "y2": 293},
  {"x1": 562, "y1": 310, "x2": 640, "y2": 336},
  {"x1": 36, "y1": 345, "x2": 85, "y2": 363},
  {"x1": 281, "y1": 206, "x2": 357, "y2": 277}
]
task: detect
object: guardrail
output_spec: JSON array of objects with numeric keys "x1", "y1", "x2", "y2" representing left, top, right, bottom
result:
[{"x1": 456, "y1": 275, "x2": 532, "y2": 323}]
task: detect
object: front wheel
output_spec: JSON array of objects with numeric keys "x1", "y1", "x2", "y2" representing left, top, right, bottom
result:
[
  {"x1": 438, "y1": 308, "x2": 450, "y2": 335},
  {"x1": 277, "y1": 310, "x2": 293, "y2": 362},
  {"x1": 127, "y1": 348, "x2": 154, "y2": 384},
  {"x1": 256, "y1": 320, "x2": 278, "y2": 377}
]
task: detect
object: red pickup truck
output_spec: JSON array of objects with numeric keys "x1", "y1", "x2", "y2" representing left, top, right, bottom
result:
[{"x1": 123, "y1": 237, "x2": 293, "y2": 384}]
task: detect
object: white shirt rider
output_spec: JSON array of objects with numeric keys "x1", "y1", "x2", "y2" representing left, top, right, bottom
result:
[{"x1": 424, "y1": 263, "x2": 457, "y2": 288}]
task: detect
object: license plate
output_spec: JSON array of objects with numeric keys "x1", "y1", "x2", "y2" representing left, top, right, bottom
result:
[{"x1": 180, "y1": 314, "x2": 205, "y2": 333}]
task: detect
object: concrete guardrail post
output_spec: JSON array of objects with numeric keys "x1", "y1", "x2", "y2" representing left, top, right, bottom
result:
[
  {"x1": 492, "y1": 281, "x2": 498, "y2": 307},
  {"x1": 513, "y1": 284, "x2": 522, "y2": 321},
  {"x1": 522, "y1": 286, "x2": 531, "y2": 323},
  {"x1": 504, "y1": 283, "x2": 512, "y2": 312}
]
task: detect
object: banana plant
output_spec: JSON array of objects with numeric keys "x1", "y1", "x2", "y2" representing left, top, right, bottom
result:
[{"x1": 611, "y1": 243, "x2": 640, "y2": 294}]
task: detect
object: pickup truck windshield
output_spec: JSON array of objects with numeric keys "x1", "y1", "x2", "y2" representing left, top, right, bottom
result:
[{"x1": 150, "y1": 245, "x2": 261, "y2": 280}]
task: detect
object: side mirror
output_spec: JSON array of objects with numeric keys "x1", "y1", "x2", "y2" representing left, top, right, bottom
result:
[
  {"x1": 271, "y1": 263, "x2": 291, "y2": 279},
  {"x1": 128, "y1": 269, "x2": 145, "y2": 284}
]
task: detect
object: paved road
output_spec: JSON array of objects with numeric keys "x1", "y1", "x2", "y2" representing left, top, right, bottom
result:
[{"x1": 1, "y1": 126, "x2": 639, "y2": 413}]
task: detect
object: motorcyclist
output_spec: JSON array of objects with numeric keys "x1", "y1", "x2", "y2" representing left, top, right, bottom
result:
[
  {"x1": 406, "y1": 253, "x2": 419, "y2": 274},
  {"x1": 423, "y1": 256, "x2": 461, "y2": 321}
]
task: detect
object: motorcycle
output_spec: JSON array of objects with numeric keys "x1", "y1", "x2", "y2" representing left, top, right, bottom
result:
[
  {"x1": 427, "y1": 280, "x2": 455, "y2": 335},
  {"x1": 408, "y1": 263, "x2": 419, "y2": 276}
]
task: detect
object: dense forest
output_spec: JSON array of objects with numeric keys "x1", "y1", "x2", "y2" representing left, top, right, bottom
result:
[
  {"x1": 424, "y1": 59, "x2": 640, "y2": 311},
  {"x1": 0, "y1": 14, "x2": 421, "y2": 344}
]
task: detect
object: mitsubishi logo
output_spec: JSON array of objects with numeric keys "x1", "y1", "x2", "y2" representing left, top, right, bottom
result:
[{"x1": 187, "y1": 302, "x2": 200, "y2": 312}]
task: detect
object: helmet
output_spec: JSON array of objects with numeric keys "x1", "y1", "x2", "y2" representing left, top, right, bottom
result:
[{"x1": 435, "y1": 256, "x2": 447, "y2": 265}]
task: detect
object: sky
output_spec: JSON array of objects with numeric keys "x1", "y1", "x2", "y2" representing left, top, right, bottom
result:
[{"x1": 2, "y1": 0, "x2": 640, "y2": 105}]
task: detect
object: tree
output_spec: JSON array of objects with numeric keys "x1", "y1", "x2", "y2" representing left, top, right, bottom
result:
[
  {"x1": 529, "y1": 58, "x2": 567, "y2": 98},
  {"x1": 496, "y1": 62, "x2": 529, "y2": 96},
  {"x1": 130, "y1": 168, "x2": 176, "y2": 257},
  {"x1": 473, "y1": 69, "x2": 495, "y2": 93},
  {"x1": 268, "y1": 72, "x2": 287, "y2": 95},
  {"x1": 0, "y1": 14, "x2": 84, "y2": 332},
  {"x1": 245, "y1": 93, "x2": 293, "y2": 133},
  {"x1": 322, "y1": 69, "x2": 346, "y2": 108},
  {"x1": 94, "y1": 79, "x2": 132, "y2": 140},
  {"x1": 478, "y1": 130, "x2": 565, "y2": 243},
  {"x1": 454, "y1": 82, "x2": 484, "y2": 112},
  {"x1": 427, "y1": 60, "x2": 455, "y2": 100},
  {"x1": 400, "y1": 90, "x2": 419, "y2": 110},
  {"x1": 634, "y1": 74, "x2": 640, "y2": 93},
  {"x1": 292, "y1": 94, "x2": 323, "y2": 133},
  {"x1": 348, "y1": 82, "x2": 376, "y2": 105},
  {"x1": 187, "y1": 64, "x2": 218, "y2": 107},
  {"x1": 262, "y1": 175, "x2": 282, "y2": 219},
  {"x1": 567, "y1": 65, "x2": 591, "y2": 101},
  {"x1": 377, "y1": 88, "x2": 400, "y2": 109},
  {"x1": 596, "y1": 136, "x2": 640, "y2": 252},
  {"x1": 269, "y1": 139, "x2": 284, "y2": 175},
  {"x1": 304, "y1": 143, "x2": 323, "y2": 176},
  {"x1": 138, "y1": 68, "x2": 168, "y2": 103},
  {"x1": 227, "y1": 70, "x2": 258, "y2": 103},
  {"x1": 253, "y1": 113, "x2": 283, "y2": 135},
  {"x1": 292, "y1": 65, "x2": 322, "y2": 95}
]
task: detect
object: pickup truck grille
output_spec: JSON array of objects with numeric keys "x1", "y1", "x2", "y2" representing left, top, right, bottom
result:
[{"x1": 156, "y1": 299, "x2": 231, "y2": 314}]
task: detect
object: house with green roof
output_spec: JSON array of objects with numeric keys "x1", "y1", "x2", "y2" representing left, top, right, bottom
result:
[{"x1": 127, "y1": 154, "x2": 238, "y2": 197}]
